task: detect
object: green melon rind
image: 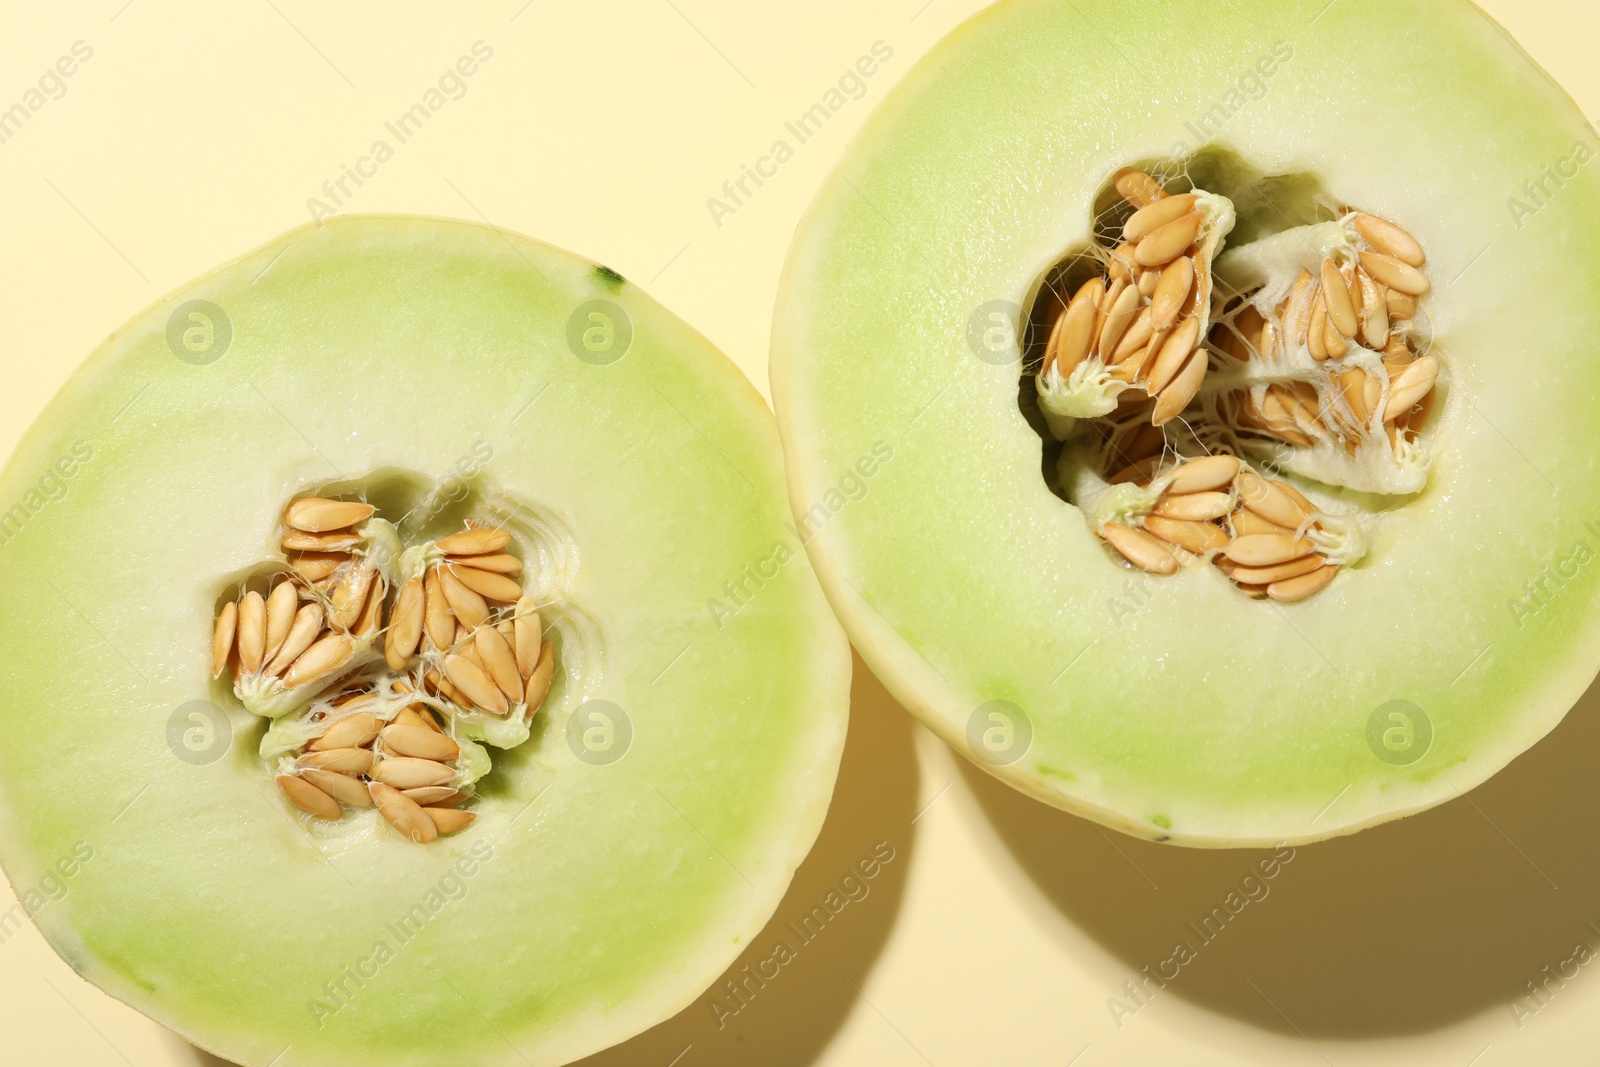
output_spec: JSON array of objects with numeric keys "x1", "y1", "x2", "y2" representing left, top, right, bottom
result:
[
  {"x1": 772, "y1": 0, "x2": 1600, "y2": 846},
  {"x1": 0, "y1": 216, "x2": 849, "y2": 1065}
]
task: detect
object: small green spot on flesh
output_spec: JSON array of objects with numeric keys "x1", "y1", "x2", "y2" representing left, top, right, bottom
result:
[
  {"x1": 595, "y1": 265, "x2": 625, "y2": 289},
  {"x1": 1034, "y1": 763, "x2": 1075, "y2": 782}
]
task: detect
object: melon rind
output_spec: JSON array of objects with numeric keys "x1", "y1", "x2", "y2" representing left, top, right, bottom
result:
[
  {"x1": 772, "y1": 0, "x2": 1600, "y2": 846},
  {"x1": 0, "y1": 216, "x2": 849, "y2": 1065}
]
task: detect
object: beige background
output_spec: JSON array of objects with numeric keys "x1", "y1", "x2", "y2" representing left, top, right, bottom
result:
[{"x1": 1, "y1": 1, "x2": 1598, "y2": 1064}]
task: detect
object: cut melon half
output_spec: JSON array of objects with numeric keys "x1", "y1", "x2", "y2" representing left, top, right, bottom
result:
[
  {"x1": 771, "y1": 0, "x2": 1600, "y2": 846},
  {"x1": 0, "y1": 216, "x2": 849, "y2": 1065}
]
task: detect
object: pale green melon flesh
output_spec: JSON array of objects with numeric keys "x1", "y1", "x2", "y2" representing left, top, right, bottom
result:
[
  {"x1": 772, "y1": 0, "x2": 1600, "y2": 845},
  {"x1": 0, "y1": 217, "x2": 849, "y2": 1065}
]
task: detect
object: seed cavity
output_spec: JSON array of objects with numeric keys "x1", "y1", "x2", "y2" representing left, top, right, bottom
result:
[
  {"x1": 1031, "y1": 163, "x2": 1435, "y2": 603},
  {"x1": 213, "y1": 498, "x2": 562, "y2": 843}
]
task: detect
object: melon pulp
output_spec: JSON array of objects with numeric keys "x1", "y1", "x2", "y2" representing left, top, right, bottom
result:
[
  {"x1": 0, "y1": 216, "x2": 849, "y2": 1065},
  {"x1": 771, "y1": 0, "x2": 1600, "y2": 846}
]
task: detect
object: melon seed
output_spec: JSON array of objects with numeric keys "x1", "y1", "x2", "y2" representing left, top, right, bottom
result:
[
  {"x1": 1052, "y1": 280, "x2": 1099, "y2": 375},
  {"x1": 298, "y1": 747, "x2": 375, "y2": 775},
  {"x1": 1359, "y1": 251, "x2": 1430, "y2": 295},
  {"x1": 1222, "y1": 554, "x2": 1325, "y2": 585},
  {"x1": 1353, "y1": 214, "x2": 1425, "y2": 267},
  {"x1": 308, "y1": 713, "x2": 381, "y2": 751},
  {"x1": 1223, "y1": 534, "x2": 1315, "y2": 567},
  {"x1": 352, "y1": 577, "x2": 386, "y2": 639},
  {"x1": 449, "y1": 563, "x2": 525, "y2": 604},
  {"x1": 1237, "y1": 473, "x2": 1308, "y2": 529},
  {"x1": 457, "y1": 553, "x2": 522, "y2": 575},
  {"x1": 1102, "y1": 524, "x2": 1180, "y2": 575},
  {"x1": 289, "y1": 552, "x2": 347, "y2": 583},
  {"x1": 1151, "y1": 490, "x2": 1233, "y2": 522},
  {"x1": 281, "y1": 529, "x2": 363, "y2": 552},
  {"x1": 443, "y1": 654, "x2": 510, "y2": 715},
  {"x1": 1124, "y1": 194, "x2": 1197, "y2": 242},
  {"x1": 425, "y1": 808, "x2": 476, "y2": 835},
  {"x1": 1384, "y1": 356, "x2": 1439, "y2": 421},
  {"x1": 299, "y1": 767, "x2": 374, "y2": 809},
  {"x1": 1145, "y1": 317, "x2": 1201, "y2": 394},
  {"x1": 1149, "y1": 256, "x2": 1195, "y2": 332},
  {"x1": 284, "y1": 497, "x2": 374, "y2": 533},
  {"x1": 265, "y1": 603, "x2": 323, "y2": 677},
  {"x1": 1320, "y1": 259, "x2": 1359, "y2": 338},
  {"x1": 277, "y1": 774, "x2": 342, "y2": 821},
  {"x1": 1151, "y1": 349, "x2": 1206, "y2": 427},
  {"x1": 328, "y1": 566, "x2": 375, "y2": 632},
  {"x1": 1268, "y1": 564, "x2": 1339, "y2": 602},
  {"x1": 423, "y1": 567, "x2": 454, "y2": 651},
  {"x1": 1114, "y1": 167, "x2": 1167, "y2": 208},
  {"x1": 373, "y1": 757, "x2": 455, "y2": 790},
  {"x1": 439, "y1": 568, "x2": 490, "y2": 629},
  {"x1": 1135, "y1": 211, "x2": 1202, "y2": 267},
  {"x1": 263, "y1": 580, "x2": 298, "y2": 664},
  {"x1": 211, "y1": 601, "x2": 237, "y2": 679},
  {"x1": 1098, "y1": 280, "x2": 1143, "y2": 358},
  {"x1": 513, "y1": 599, "x2": 542, "y2": 680},
  {"x1": 436, "y1": 526, "x2": 511, "y2": 556},
  {"x1": 380, "y1": 724, "x2": 461, "y2": 762},
  {"x1": 386, "y1": 577, "x2": 425, "y2": 670},
  {"x1": 475, "y1": 626, "x2": 525, "y2": 704},
  {"x1": 370, "y1": 782, "x2": 438, "y2": 844},
  {"x1": 524, "y1": 641, "x2": 556, "y2": 716},
  {"x1": 281, "y1": 633, "x2": 354, "y2": 690},
  {"x1": 402, "y1": 786, "x2": 463, "y2": 806},
  {"x1": 1142, "y1": 515, "x2": 1228, "y2": 554},
  {"x1": 238, "y1": 591, "x2": 266, "y2": 675},
  {"x1": 1166, "y1": 455, "x2": 1239, "y2": 494}
]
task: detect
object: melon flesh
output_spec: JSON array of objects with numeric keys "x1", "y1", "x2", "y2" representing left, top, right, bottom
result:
[
  {"x1": 771, "y1": 0, "x2": 1600, "y2": 845},
  {"x1": 0, "y1": 217, "x2": 849, "y2": 1065}
]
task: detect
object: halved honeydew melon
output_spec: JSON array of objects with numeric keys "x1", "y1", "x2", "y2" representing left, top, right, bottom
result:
[
  {"x1": 771, "y1": 0, "x2": 1600, "y2": 846},
  {"x1": 0, "y1": 216, "x2": 848, "y2": 1065}
]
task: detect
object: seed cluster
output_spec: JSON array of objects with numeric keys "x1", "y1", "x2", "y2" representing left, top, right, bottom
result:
[
  {"x1": 212, "y1": 498, "x2": 384, "y2": 699},
  {"x1": 1097, "y1": 451, "x2": 1343, "y2": 602},
  {"x1": 212, "y1": 497, "x2": 556, "y2": 843},
  {"x1": 1040, "y1": 169, "x2": 1436, "y2": 601},
  {"x1": 1214, "y1": 214, "x2": 1436, "y2": 453},
  {"x1": 277, "y1": 690, "x2": 473, "y2": 844},
  {"x1": 1039, "y1": 171, "x2": 1223, "y2": 425},
  {"x1": 396, "y1": 527, "x2": 555, "y2": 718}
]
